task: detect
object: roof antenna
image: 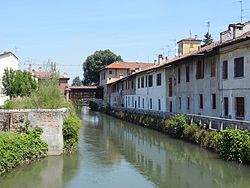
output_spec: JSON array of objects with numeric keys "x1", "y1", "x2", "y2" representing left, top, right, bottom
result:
[
  {"x1": 189, "y1": 30, "x2": 192, "y2": 38},
  {"x1": 206, "y1": 21, "x2": 211, "y2": 34},
  {"x1": 235, "y1": 0, "x2": 244, "y2": 23}
]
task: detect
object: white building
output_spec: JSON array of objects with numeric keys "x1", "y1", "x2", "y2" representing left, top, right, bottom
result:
[{"x1": 0, "y1": 52, "x2": 19, "y2": 106}]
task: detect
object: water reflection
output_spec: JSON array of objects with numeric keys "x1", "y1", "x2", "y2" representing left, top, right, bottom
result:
[
  {"x1": 84, "y1": 107, "x2": 250, "y2": 188},
  {"x1": 1, "y1": 107, "x2": 250, "y2": 188}
]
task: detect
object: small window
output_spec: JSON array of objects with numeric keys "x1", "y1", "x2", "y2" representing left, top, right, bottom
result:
[
  {"x1": 196, "y1": 60, "x2": 204, "y2": 79},
  {"x1": 169, "y1": 101, "x2": 172, "y2": 112},
  {"x1": 103, "y1": 73, "x2": 106, "y2": 79},
  {"x1": 187, "y1": 97, "x2": 190, "y2": 110},
  {"x1": 148, "y1": 75, "x2": 153, "y2": 87},
  {"x1": 141, "y1": 76, "x2": 144, "y2": 88},
  {"x1": 224, "y1": 97, "x2": 228, "y2": 117},
  {"x1": 109, "y1": 70, "x2": 112, "y2": 75},
  {"x1": 137, "y1": 77, "x2": 140, "y2": 88},
  {"x1": 236, "y1": 97, "x2": 244, "y2": 119},
  {"x1": 199, "y1": 94, "x2": 203, "y2": 109},
  {"x1": 138, "y1": 96, "x2": 140, "y2": 108},
  {"x1": 178, "y1": 68, "x2": 181, "y2": 84},
  {"x1": 186, "y1": 66, "x2": 190, "y2": 82},
  {"x1": 158, "y1": 99, "x2": 161, "y2": 111},
  {"x1": 157, "y1": 73, "x2": 162, "y2": 86},
  {"x1": 169, "y1": 78, "x2": 173, "y2": 97},
  {"x1": 212, "y1": 93, "x2": 216, "y2": 109},
  {"x1": 145, "y1": 76, "x2": 148, "y2": 87},
  {"x1": 179, "y1": 97, "x2": 181, "y2": 109},
  {"x1": 234, "y1": 57, "x2": 244, "y2": 78},
  {"x1": 211, "y1": 60, "x2": 216, "y2": 77},
  {"x1": 131, "y1": 79, "x2": 134, "y2": 89},
  {"x1": 223, "y1": 60, "x2": 228, "y2": 79},
  {"x1": 142, "y1": 98, "x2": 145, "y2": 109},
  {"x1": 150, "y1": 98, "x2": 152, "y2": 109}
]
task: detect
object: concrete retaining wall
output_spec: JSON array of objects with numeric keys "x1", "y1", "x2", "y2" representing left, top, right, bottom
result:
[{"x1": 0, "y1": 108, "x2": 69, "y2": 155}]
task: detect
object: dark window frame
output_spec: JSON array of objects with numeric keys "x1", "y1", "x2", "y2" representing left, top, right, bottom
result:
[
  {"x1": 157, "y1": 73, "x2": 162, "y2": 86},
  {"x1": 212, "y1": 93, "x2": 216, "y2": 109},
  {"x1": 196, "y1": 60, "x2": 204, "y2": 79},
  {"x1": 234, "y1": 57, "x2": 244, "y2": 78},
  {"x1": 199, "y1": 94, "x2": 203, "y2": 109},
  {"x1": 148, "y1": 75, "x2": 153, "y2": 87},
  {"x1": 186, "y1": 66, "x2": 190, "y2": 82},
  {"x1": 223, "y1": 60, "x2": 228, "y2": 79}
]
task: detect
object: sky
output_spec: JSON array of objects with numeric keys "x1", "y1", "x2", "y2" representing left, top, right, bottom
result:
[{"x1": 1, "y1": 0, "x2": 250, "y2": 82}]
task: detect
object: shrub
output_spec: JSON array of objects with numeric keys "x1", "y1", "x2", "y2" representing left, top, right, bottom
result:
[
  {"x1": 0, "y1": 129, "x2": 48, "y2": 175},
  {"x1": 216, "y1": 129, "x2": 250, "y2": 163},
  {"x1": 183, "y1": 124, "x2": 199, "y2": 142},
  {"x1": 63, "y1": 108, "x2": 81, "y2": 153},
  {"x1": 164, "y1": 114, "x2": 188, "y2": 138}
]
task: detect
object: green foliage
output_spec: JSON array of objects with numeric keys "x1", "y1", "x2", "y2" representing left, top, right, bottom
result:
[
  {"x1": 89, "y1": 101, "x2": 99, "y2": 111},
  {"x1": 71, "y1": 76, "x2": 82, "y2": 86},
  {"x1": 216, "y1": 129, "x2": 250, "y2": 163},
  {"x1": 4, "y1": 79, "x2": 68, "y2": 109},
  {"x1": 202, "y1": 32, "x2": 213, "y2": 46},
  {"x1": 183, "y1": 124, "x2": 199, "y2": 142},
  {"x1": 0, "y1": 129, "x2": 48, "y2": 175},
  {"x1": 63, "y1": 107, "x2": 81, "y2": 153},
  {"x1": 164, "y1": 114, "x2": 188, "y2": 138},
  {"x1": 82, "y1": 49, "x2": 123, "y2": 85},
  {"x1": 2, "y1": 68, "x2": 37, "y2": 98}
]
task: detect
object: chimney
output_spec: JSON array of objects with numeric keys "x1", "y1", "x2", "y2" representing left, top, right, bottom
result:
[
  {"x1": 158, "y1": 54, "x2": 164, "y2": 64},
  {"x1": 154, "y1": 60, "x2": 157, "y2": 65}
]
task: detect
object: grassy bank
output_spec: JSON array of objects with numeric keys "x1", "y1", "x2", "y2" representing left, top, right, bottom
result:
[
  {"x1": 0, "y1": 128, "x2": 47, "y2": 175},
  {"x1": 92, "y1": 105, "x2": 250, "y2": 164},
  {"x1": 4, "y1": 79, "x2": 82, "y2": 154}
]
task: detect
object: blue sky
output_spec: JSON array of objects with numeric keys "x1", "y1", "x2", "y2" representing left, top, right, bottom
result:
[{"x1": 1, "y1": 0, "x2": 250, "y2": 82}]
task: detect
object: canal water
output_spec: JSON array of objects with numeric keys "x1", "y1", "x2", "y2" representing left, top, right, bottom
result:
[{"x1": 1, "y1": 107, "x2": 250, "y2": 188}]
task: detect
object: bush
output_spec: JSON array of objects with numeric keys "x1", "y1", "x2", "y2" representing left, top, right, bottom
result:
[
  {"x1": 183, "y1": 124, "x2": 199, "y2": 142},
  {"x1": 164, "y1": 114, "x2": 188, "y2": 138},
  {"x1": 0, "y1": 129, "x2": 48, "y2": 175},
  {"x1": 216, "y1": 129, "x2": 250, "y2": 163},
  {"x1": 63, "y1": 107, "x2": 81, "y2": 153}
]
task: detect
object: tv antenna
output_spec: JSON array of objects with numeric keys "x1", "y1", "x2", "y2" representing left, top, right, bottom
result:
[
  {"x1": 206, "y1": 21, "x2": 211, "y2": 33},
  {"x1": 235, "y1": 0, "x2": 248, "y2": 23}
]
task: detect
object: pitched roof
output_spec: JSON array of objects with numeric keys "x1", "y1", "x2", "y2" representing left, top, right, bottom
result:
[
  {"x1": 177, "y1": 38, "x2": 202, "y2": 43},
  {"x1": 31, "y1": 71, "x2": 70, "y2": 80},
  {"x1": 100, "y1": 62, "x2": 154, "y2": 71},
  {"x1": 0, "y1": 51, "x2": 18, "y2": 60},
  {"x1": 107, "y1": 31, "x2": 250, "y2": 86}
]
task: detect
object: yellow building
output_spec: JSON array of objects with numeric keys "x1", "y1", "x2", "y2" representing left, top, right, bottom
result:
[{"x1": 177, "y1": 37, "x2": 202, "y2": 56}]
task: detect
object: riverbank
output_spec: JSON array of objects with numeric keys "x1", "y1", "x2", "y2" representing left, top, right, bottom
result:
[
  {"x1": 93, "y1": 104, "x2": 250, "y2": 164},
  {"x1": 0, "y1": 128, "x2": 47, "y2": 175}
]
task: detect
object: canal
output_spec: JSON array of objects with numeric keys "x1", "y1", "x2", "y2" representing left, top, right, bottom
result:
[{"x1": 1, "y1": 107, "x2": 250, "y2": 188}]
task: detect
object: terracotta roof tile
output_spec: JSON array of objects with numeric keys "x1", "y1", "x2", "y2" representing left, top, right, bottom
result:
[{"x1": 102, "y1": 62, "x2": 153, "y2": 71}]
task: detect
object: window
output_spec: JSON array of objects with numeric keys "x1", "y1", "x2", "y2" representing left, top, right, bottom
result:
[
  {"x1": 179, "y1": 97, "x2": 181, "y2": 109},
  {"x1": 196, "y1": 60, "x2": 204, "y2": 79},
  {"x1": 131, "y1": 79, "x2": 134, "y2": 89},
  {"x1": 149, "y1": 98, "x2": 152, "y2": 109},
  {"x1": 142, "y1": 98, "x2": 145, "y2": 109},
  {"x1": 190, "y1": 42, "x2": 193, "y2": 48},
  {"x1": 103, "y1": 73, "x2": 106, "y2": 80},
  {"x1": 126, "y1": 96, "x2": 127, "y2": 108},
  {"x1": 186, "y1": 66, "x2": 190, "y2": 82},
  {"x1": 187, "y1": 97, "x2": 190, "y2": 110},
  {"x1": 234, "y1": 57, "x2": 244, "y2": 78},
  {"x1": 235, "y1": 97, "x2": 244, "y2": 119},
  {"x1": 109, "y1": 70, "x2": 112, "y2": 75},
  {"x1": 224, "y1": 97, "x2": 228, "y2": 117},
  {"x1": 223, "y1": 60, "x2": 228, "y2": 79},
  {"x1": 212, "y1": 93, "x2": 216, "y2": 109},
  {"x1": 169, "y1": 101, "x2": 172, "y2": 112},
  {"x1": 157, "y1": 73, "x2": 162, "y2": 86},
  {"x1": 158, "y1": 99, "x2": 161, "y2": 111},
  {"x1": 169, "y1": 78, "x2": 173, "y2": 97},
  {"x1": 141, "y1": 76, "x2": 144, "y2": 88},
  {"x1": 138, "y1": 96, "x2": 140, "y2": 108},
  {"x1": 199, "y1": 94, "x2": 203, "y2": 109},
  {"x1": 178, "y1": 68, "x2": 181, "y2": 84},
  {"x1": 145, "y1": 76, "x2": 148, "y2": 87},
  {"x1": 132, "y1": 97, "x2": 134, "y2": 107},
  {"x1": 128, "y1": 97, "x2": 130, "y2": 107},
  {"x1": 137, "y1": 77, "x2": 140, "y2": 88},
  {"x1": 148, "y1": 75, "x2": 153, "y2": 87},
  {"x1": 211, "y1": 60, "x2": 216, "y2": 77}
]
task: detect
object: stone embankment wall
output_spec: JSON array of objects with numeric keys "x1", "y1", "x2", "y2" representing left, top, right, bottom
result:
[{"x1": 0, "y1": 108, "x2": 68, "y2": 155}]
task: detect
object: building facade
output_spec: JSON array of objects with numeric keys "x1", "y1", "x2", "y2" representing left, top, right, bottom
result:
[{"x1": 103, "y1": 21, "x2": 250, "y2": 121}]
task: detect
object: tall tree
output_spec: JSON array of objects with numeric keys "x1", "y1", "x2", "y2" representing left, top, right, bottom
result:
[
  {"x1": 82, "y1": 50, "x2": 122, "y2": 85},
  {"x1": 202, "y1": 32, "x2": 213, "y2": 46},
  {"x1": 2, "y1": 68, "x2": 37, "y2": 98},
  {"x1": 72, "y1": 76, "x2": 82, "y2": 86}
]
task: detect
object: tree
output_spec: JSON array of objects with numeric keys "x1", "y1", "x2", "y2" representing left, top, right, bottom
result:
[
  {"x1": 72, "y1": 76, "x2": 82, "y2": 86},
  {"x1": 82, "y1": 49, "x2": 122, "y2": 85},
  {"x1": 202, "y1": 32, "x2": 213, "y2": 46},
  {"x1": 2, "y1": 68, "x2": 37, "y2": 98}
]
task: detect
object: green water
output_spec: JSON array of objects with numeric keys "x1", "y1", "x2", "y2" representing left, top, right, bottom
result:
[{"x1": 1, "y1": 107, "x2": 250, "y2": 188}]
